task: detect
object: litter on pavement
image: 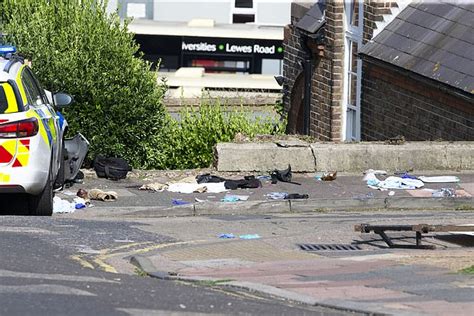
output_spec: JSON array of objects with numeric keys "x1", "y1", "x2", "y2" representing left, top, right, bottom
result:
[
  {"x1": 271, "y1": 165, "x2": 301, "y2": 185},
  {"x1": 88, "y1": 189, "x2": 118, "y2": 201},
  {"x1": 265, "y1": 192, "x2": 288, "y2": 200},
  {"x1": 218, "y1": 233, "x2": 236, "y2": 239},
  {"x1": 172, "y1": 199, "x2": 190, "y2": 206},
  {"x1": 368, "y1": 176, "x2": 424, "y2": 190},
  {"x1": 431, "y1": 188, "x2": 456, "y2": 197},
  {"x1": 418, "y1": 176, "x2": 460, "y2": 183},
  {"x1": 53, "y1": 196, "x2": 76, "y2": 214},
  {"x1": 284, "y1": 193, "x2": 309, "y2": 199},
  {"x1": 239, "y1": 234, "x2": 261, "y2": 240},
  {"x1": 321, "y1": 171, "x2": 337, "y2": 181},
  {"x1": 221, "y1": 194, "x2": 250, "y2": 202},
  {"x1": 139, "y1": 182, "x2": 168, "y2": 192},
  {"x1": 167, "y1": 182, "x2": 227, "y2": 194}
]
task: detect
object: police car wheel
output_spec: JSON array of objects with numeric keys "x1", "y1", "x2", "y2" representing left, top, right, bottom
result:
[{"x1": 29, "y1": 164, "x2": 53, "y2": 216}]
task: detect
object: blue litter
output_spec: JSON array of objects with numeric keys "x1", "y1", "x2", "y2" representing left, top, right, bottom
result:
[
  {"x1": 239, "y1": 234, "x2": 261, "y2": 240},
  {"x1": 400, "y1": 173, "x2": 418, "y2": 180},
  {"x1": 221, "y1": 196, "x2": 240, "y2": 202},
  {"x1": 218, "y1": 233, "x2": 235, "y2": 239},
  {"x1": 75, "y1": 203, "x2": 86, "y2": 209},
  {"x1": 172, "y1": 199, "x2": 190, "y2": 205}
]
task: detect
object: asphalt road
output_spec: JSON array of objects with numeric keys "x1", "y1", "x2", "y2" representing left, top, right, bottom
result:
[{"x1": 0, "y1": 216, "x2": 355, "y2": 316}]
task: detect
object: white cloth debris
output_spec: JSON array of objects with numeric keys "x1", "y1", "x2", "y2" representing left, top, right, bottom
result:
[
  {"x1": 139, "y1": 182, "x2": 168, "y2": 192},
  {"x1": 53, "y1": 196, "x2": 76, "y2": 214},
  {"x1": 418, "y1": 176, "x2": 460, "y2": 183},
  {"x1": 368, "y1": 176, "x2": 424, "y2": 190},
  {"x1": 167, "y1": 182, "x2": 228, "y2": 194}
]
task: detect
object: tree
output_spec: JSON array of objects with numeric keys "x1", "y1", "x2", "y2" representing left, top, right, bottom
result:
[{"x1": 2, "y1": 0, "x2": 167, "y2": 168}]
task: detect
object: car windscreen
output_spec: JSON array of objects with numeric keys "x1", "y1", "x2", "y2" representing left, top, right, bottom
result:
[{"x1": 0, "y1": 82, "x2": 19, "y2": 114}]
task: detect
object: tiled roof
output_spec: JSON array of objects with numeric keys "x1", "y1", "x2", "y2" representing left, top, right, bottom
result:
[
  {"x1": 359, "y1": 1, "x2": 474, "y2": 94},
  {"x1": 296, "y1": 0, "x2": 326, "y2": 34}
]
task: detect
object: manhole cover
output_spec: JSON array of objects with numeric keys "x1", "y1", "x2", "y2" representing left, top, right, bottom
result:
[{"x1": 298, "y1": 244, "x2": 362, "y2": 252}]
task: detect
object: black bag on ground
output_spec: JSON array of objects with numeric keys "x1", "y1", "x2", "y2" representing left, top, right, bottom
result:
[{"x1": 93, "y1": 155, "x2": 132, "y2": 180}]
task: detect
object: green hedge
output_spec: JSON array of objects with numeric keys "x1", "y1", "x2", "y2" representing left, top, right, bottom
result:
[
  {"x1": 159, "y1": 102, "x2": 285, "y2": 169},
  {"x1": 2, "y1": 0, "x2": 167, "y2": 168}
]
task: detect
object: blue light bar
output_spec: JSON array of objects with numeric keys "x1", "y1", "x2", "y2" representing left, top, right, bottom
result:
[{"x1": 0, "y1": 45, "x2": 16, "y2": 56}]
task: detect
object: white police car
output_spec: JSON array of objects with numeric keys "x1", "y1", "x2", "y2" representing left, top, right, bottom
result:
[{"x1": 0, "y1": 45, "x2": 88, "y2": 215}]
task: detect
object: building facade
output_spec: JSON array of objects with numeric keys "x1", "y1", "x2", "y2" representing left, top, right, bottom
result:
[
  {"x1": 108, "y1": 0, "x2": 295, "y2": 75},
  {"x1": 283, "y1": 0, "x2": 473, "y2": 141}
]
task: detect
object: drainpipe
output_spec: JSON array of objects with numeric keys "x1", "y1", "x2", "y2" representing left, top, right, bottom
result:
[{"x1": 301, "y1": 35, "x2": 312, "y2": 135}]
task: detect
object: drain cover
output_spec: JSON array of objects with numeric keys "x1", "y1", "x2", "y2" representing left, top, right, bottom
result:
[{"x1": 298, "y1": 244, "x2": 362, "y2": 251}]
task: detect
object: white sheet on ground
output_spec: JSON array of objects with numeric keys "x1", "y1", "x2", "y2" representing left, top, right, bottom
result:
[
  {"x1": 418, "y1": 176, "x2": 460, "y2": 183},
  {"x1": 167, "y1": 182, "x2": 228, "y2": 194}
]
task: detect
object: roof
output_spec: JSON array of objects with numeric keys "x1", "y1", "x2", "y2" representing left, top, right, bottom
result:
[
  {"x1": 359, "y1": 1, "x2": 474, "y2": 95},
  {"x1": 128, "y1": 20, "x2": 284, "y2": 40},
  {"x1": 296, "y1": 0, "x2": 326, "y2": 33}
]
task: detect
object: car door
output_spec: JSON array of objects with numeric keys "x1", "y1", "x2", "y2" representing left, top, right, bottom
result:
[{"x1": 20, "y1": 67, "x2": 60, "y2": 175}]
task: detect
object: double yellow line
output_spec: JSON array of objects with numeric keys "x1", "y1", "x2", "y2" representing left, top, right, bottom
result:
[{"x1": 70, "y1": 240, "x2": 205, "y2": 273}]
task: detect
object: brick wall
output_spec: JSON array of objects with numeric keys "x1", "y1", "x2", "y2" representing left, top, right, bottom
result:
[
  {"x1": 283, "y1": 0, "x2": 397, "y2": 141},
  {"x1": 361, "y1": 62, "x2": 474, "y2": 141}
]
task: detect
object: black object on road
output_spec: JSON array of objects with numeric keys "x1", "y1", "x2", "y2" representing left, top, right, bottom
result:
[{"x1": 93, "y1": 155, "x2": 132, "y2": 180}]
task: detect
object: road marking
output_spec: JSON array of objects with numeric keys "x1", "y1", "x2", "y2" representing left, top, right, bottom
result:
[
  {"x1": 0, "y1": 284, "x2": 96, "y2": 296},
  {"x1": 0, "y1": 269, "x2": 118, "y2": 283},
  {"x1": 70, "y1": 255, "x2": 95, "y2": 269},
  {"x1": 0, "y1": 226, "x2": 58, "y2": 235},
  {"x1": 71, "y1": 240, "x2": 207, "y2": 274}
]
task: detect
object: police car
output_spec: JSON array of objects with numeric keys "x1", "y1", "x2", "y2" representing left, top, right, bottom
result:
[{"x1": 0, "y1": 45, "x2": 88, "y2": 215}]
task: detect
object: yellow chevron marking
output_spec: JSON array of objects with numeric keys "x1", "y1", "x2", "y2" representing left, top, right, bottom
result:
[
  {"x1": 1, "y1": 140, "x2": 17, "y2": 157},
  {"x1": 1, "y1": 83, "x2": 19, "y2": 113},
  {"x1": 70, "y1": 255, "x2": 95, "y2": 270},
  {"x1": 93, "y1": 258, "x2": 117, "y2": 274},
  {"x1": 16, "y1": 66, "x2": 28, "y2": 105}
]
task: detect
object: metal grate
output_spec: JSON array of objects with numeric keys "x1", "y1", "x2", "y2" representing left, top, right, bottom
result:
[{"x1": 298, "y1": 243, "x2": 362, "y2": 252}]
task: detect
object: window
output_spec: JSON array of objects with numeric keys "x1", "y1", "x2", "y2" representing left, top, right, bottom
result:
[
  {"x1": 21, "y1": 70, "x2": 44, "y2": 106},
  {"x1": 235, "y1": 0, "x2": 253, "y2": 8},
  {"x1": 232, "y1": 0, "x2": 255, "y2": 24},
  {"x1": 233, "y1": 14, "x2": 255, "y2": 24},
  {"x1": 343, "y1": 1, "x2": 363, "y2": 141}
]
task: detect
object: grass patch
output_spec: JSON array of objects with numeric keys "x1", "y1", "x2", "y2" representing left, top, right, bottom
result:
[
  {"x1": 134, "y1": 267, "x2": 148, "y2": 277},
  {"x1": 195, "y1": 279, "x2": 234, "y2": 286},
  {"x1": 459, "y1": 265, "x2": 474, "y2": 274}
]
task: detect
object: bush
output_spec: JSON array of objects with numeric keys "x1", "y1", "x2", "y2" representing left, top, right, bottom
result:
[
  {"x1": 1, "y1": 0, "x2": 167, "y2": 168},
  {"x1": 159, "y1": 101, "x2": 285, "y2": 169}
]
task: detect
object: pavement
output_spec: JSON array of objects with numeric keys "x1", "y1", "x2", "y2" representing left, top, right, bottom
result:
[{"x1": 60, "y1": 169, "x2": 474, "y2": 315}]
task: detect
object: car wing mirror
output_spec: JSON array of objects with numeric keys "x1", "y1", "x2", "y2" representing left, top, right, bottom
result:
[{"x1": 53, "y1": 92, "x2": 73, "y2": 108}]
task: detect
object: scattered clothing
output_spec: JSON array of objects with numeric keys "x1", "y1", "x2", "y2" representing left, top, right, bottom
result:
[
  {"x1": 139, "y1": 182, "x2": 168, "y2": 192},
  {"x1": 218, "y1": 233, "x2": 236, "y2": 239},
  {"x1": 53, "y1": 196, "x2": 76, "y2": 214},
  {"x1": 88, "y1": 189, "x2": 118, "y2": 201},
  {"x1": 363, "y1": 169, "x2": 387, "y2": 182},
  {"x1": 400, "y1": 173, "x2": 418, "y2": 180},
  {"x1": 284, "y1": 193, "x2": 308, "y2": 199},
  {"x1": 388, "y1": 191, "x2": 395, "y2": 196},
  {"x1": 418, "y1": 176, "x2": 460, "y2": 183},
  {"x1": 271, "y1": 165, "x2": 293, "y2": 184},
  {"x1": 431, "y1": 188, "x2": 456, "y2": 198},
  {"x1": 265, "y1": 192, "x2": 288, "y2": 200},
  {"x1": 368, "y1": 176, "x2": 424, "y2": 190},
  {"x1": 195, "y1": 174, "x2": 261, "y2": 190},
  {"x1": 221, "y1": 195, "x2": 250, "y2": 202},
  {"x1": 321, "y1": 171, "x2": 337, "y2": 181},
  {"x1": 167, "y1": 182, "x2": 227, "y2": 194},
  {"x1": 172, "y1": 199, "x2": 190, "y2": 206},
  {"x1": 239, "y1": 234, "x2": 261, "y2": 240}
]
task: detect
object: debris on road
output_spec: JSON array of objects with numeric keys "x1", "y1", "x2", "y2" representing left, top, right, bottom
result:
[
  {"x1": 172, "y1": 199, "x2": 190, "y2": 206},
  {"x1": 418, "y1": 176, "x2": 460, "y2": 183},
  {"x1": 139, "y1": 182, "x2": 168, "y2": 192},
  {"x1": 239, "y1": 234, "x2": 261, "y2": 240},
  {"x1": 284, "y1": 193, "x2": 309, "y2": 199},
  {"x1": 88, "y1": 189, "x2": 118, "y2": 201},
  {"x1": 321, "y1": 171, "x2": 337, "y2": 181},
  {"x1": 431, "y1": 188, "x2": 456, "y2": 197},
  {"x1": 265, "y1": 192, "x2": 288, "y2": 200},
  {"x1": 221, "y1": 195, "x2": 250, "y2": 202},
  {"x1": 218, "y1": 233, "x2": 236, "y2": 239},
  {"x1": 53, "y1": 196, "x2": 76, "y2": 214}
]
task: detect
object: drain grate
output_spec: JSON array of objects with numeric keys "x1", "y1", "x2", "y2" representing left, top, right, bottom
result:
[{"x1": 298, "y1": 243, "x2": 362, "y2": 252}]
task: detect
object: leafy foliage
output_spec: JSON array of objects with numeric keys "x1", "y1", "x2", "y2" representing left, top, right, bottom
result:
[
  {"x1": 2, "y1": 0, "x2": 167, "y2": 168},
  {"x1": 159, "y1": 102, "x2": 285, "y2": 169}
]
